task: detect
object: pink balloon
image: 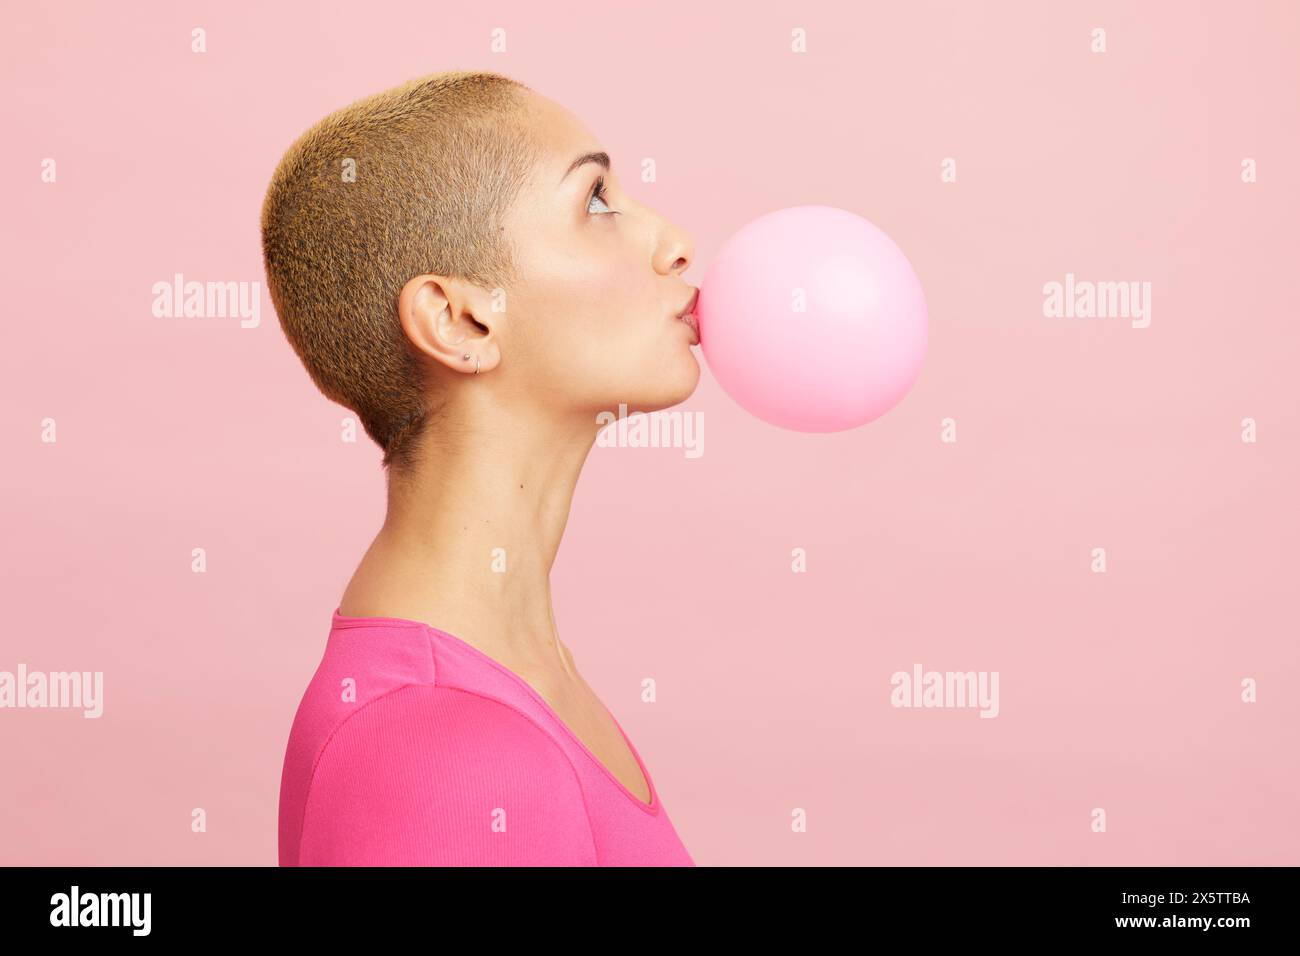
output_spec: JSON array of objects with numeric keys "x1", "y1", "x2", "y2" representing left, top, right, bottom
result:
[{"x1": 697, "y1": 206, "x2": 928, "y2": 432}]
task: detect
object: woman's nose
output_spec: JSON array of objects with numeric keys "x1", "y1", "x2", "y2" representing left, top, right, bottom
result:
[{"x1": 655, "y1": 219, "x2": 695, "y2": 277}]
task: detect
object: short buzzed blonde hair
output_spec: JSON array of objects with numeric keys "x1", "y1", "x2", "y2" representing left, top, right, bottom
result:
[{"x1": 260, "y1": 70, "x2": 540, "y2": 471}]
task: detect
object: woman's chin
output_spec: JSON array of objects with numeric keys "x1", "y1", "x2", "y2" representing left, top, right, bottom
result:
[
  {"x1": 675, "y1": 350, "x2": 702, "y2": 399},
  {"x1": 614, "y1": 360, "x2": 700, "y2": 415},
  {"x1": 656, "y1": 351, "x2": 702, "y2": 407}
]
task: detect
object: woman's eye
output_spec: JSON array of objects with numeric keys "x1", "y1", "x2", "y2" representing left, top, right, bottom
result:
[{"x1": 587, "y1": 176, "x2": 617, "y2": 215}]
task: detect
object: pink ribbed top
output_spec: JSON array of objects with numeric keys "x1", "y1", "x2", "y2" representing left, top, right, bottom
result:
[{"x1": 278, "y1": 609, "x2": 694, "y2": 866}]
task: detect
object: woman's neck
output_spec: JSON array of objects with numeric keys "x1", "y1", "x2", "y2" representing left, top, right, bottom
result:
[{"x1": 339, "y1": 398, "x2": 599, "y2": 680}]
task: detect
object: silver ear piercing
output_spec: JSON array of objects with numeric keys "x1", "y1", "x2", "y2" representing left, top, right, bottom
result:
[{"x1": 461, "y1": 352, "x2": 480, "y2": 374}]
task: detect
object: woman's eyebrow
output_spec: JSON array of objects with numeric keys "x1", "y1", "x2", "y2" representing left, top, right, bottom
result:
[{"x1": 559, "y1": 150, "x2": 610, "y2": 183}]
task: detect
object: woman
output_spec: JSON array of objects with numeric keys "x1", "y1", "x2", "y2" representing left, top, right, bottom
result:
[{"x1": 261, "y1": 70, "x2": 699, "y2": 865}]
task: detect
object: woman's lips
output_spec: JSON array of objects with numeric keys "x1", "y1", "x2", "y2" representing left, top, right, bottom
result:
[
  {"x1": 678, "y1": 310, "x2": 700, "y2": 344},
  {"x1": 674, "y1": 287, "x2": 701, "y2": 345}
]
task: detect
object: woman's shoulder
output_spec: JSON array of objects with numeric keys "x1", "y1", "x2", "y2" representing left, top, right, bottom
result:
[
  {"x1": 287, "y1": 683, "x2": 597, "y2": 865},
  {"x1": 319, "y1": 682, "x2": 574, "y2": 764}
]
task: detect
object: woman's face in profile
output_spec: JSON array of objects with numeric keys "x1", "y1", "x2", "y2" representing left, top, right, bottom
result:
[{"x1": 499, "y1": 89, "x2": 700, "y2": 418}]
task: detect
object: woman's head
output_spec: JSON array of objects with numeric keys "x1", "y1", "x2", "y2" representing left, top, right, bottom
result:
[{"x1": 261, "y1": 70, "x2": 698, "y2": 475}]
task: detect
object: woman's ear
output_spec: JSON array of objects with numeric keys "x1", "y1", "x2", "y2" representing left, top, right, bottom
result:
[{"x1": 397, "y1": 274, "x2": 497, "y2": 374}]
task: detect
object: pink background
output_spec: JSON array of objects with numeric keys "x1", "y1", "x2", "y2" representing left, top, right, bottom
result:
[{"x1": 3, "y1": 0, "x2": 1297, "y2": 865}]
